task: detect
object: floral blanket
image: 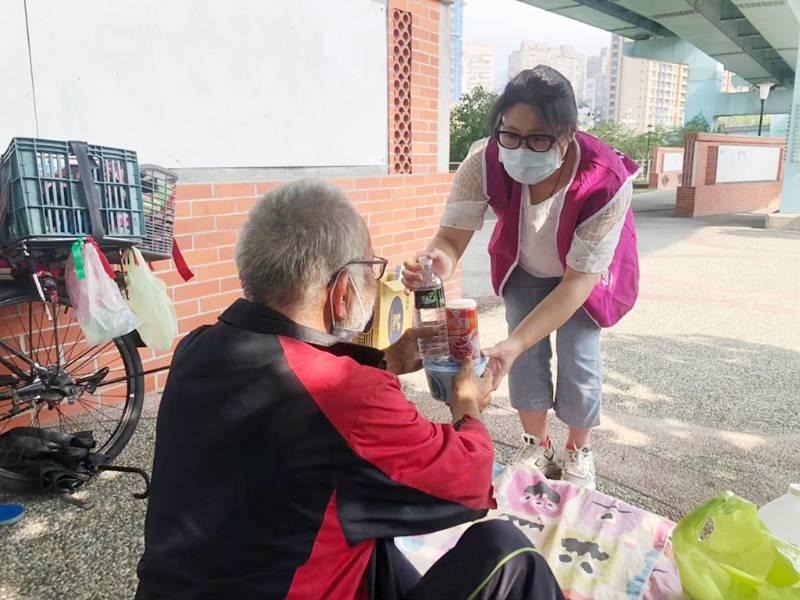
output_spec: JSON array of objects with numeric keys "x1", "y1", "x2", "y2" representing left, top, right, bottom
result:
[{"x1": 397, "y1": 466, "x2": 686, "y2": 600}]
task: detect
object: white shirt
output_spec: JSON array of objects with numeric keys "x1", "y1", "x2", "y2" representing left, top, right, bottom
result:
[
  {"x1": 518, "y1": 185, "x2": 565, "y2": 278},
  {"x1": 440, "y1": 138, "x2": 633, "y2": 276}
]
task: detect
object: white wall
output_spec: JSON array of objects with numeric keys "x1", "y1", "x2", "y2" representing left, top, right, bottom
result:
[
  {"x1": 663, "y1": 151, "x2": 684, "y2": 172},
  {"x1": 0, "y1": 0, "x2": 388, "y2": 170},
  {"x1": 716, "y1": 145, "x2": 782, "y2": 183}
]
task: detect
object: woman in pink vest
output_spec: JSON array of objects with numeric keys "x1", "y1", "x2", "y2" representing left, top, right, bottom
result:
[{"x1": 404, "y1": 66, "x2": 640, "y2": 489}]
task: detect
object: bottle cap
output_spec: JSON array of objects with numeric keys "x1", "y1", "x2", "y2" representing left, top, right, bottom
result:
[{"x1": 419, "y1": 256, "x2": 432, "y2": 268}]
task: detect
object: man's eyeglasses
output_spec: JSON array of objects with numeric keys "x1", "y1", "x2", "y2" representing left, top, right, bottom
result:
[
  {"x1": 494, "y1": 129, "x2": 556, "y2": 153},
  {"x1": 339, "y1": 257, "x2": 388, "y2": 281}
]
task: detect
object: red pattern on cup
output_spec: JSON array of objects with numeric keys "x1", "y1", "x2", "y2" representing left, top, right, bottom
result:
[{"x1": 446, "y1": 299, "x2": 480, "y2": 360}]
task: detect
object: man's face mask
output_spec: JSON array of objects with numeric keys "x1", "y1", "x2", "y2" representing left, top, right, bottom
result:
[{"x1": 329, "y1": 268, "x2": 375, "y2": 342}]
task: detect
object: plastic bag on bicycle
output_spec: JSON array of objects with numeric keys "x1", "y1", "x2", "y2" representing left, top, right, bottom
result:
[
  {"x1": 122, "y1": 246, "x2": 178, "y2": 352},
  {"x1": 65, "y1": 239, "x2": 141, "y2": 346}
]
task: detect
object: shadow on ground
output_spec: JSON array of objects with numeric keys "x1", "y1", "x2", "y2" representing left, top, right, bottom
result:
[{"x1": 602, "y1": 334, "x2": 800, "y2": 435}]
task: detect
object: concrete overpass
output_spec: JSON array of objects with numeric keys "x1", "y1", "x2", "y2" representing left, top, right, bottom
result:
[{"x1": 519, "y1": 0, "x2": 800, "y2": 216}]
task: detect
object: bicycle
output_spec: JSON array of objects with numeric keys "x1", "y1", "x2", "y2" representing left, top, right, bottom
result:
[{"x1": 0, "y1": 139, "x2": 180, "y2": 495}]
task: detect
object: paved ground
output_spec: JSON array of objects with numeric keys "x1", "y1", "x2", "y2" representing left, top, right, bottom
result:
[{"x1": 2, "y1": 190, "x2": 799, "y2": 599}]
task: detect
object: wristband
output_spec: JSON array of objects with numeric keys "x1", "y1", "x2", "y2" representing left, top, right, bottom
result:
[{"x1": 453, "y1": 415, "x2": 473, "y2": 431}]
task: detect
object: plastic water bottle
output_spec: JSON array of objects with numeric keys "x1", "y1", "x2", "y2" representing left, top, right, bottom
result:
[
  {"x1": 414, "y1": 256, "x2": 449, "y2": 361},
  {"x1": 759, "y1": 483, "x2": 800, "y2": 546}
]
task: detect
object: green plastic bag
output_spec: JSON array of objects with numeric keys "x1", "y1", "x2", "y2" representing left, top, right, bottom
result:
[
  {"x1": 122, "y1": 247, "x2": 178, "y2": 352},
  {"x1": 673, "y1": 492, "x2": 800, "y2": 600}
]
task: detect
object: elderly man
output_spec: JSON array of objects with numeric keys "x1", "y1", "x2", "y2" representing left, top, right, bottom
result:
[{"x1": 136, "y1": 179, "x2": 563, "y2": 600}]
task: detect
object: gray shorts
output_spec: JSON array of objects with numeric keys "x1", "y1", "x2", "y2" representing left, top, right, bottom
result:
[{"x1": 503, "y1": 268, "x2": 602, "y2": 429}]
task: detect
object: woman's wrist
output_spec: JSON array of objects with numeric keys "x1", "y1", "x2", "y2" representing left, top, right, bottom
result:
[{"x1": 500, "y1": 336, "x2": 526, "y2": 362}]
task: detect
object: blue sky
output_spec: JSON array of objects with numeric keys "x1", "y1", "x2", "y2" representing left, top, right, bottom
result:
[{"x1": 463, "y1": 0, "x2": 612, "y2": 88}]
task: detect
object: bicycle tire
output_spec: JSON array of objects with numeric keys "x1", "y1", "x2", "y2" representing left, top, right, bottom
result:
[{"x1": 0, "y1": 292, "x2": 144, "y2": 492}]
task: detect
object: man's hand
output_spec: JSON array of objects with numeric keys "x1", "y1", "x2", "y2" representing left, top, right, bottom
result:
[
  {"x1": 449, "y1": 357, "x2": 493, "y2": 422},
  {"x1": 483, "y1": 338, "x2": 524, "y2": 390},
  {"x1": 383, "y1": 328, "x2": 431, "y2": 376}
]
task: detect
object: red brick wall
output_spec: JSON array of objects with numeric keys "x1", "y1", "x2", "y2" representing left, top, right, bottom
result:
[{"x1": 676, "y1": 133, "x2": 786, "y2": 217}]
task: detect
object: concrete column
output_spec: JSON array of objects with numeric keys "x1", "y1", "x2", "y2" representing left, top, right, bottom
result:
[
  {"x1": 770, "y1": 114, "x2": 790, "y2": 138},
  {"x1": 684, "y1": 49, "x2": 723, "y2": 126},
  {"x1": 779, "y1": 36, "x2": 800, "y2": 214}
]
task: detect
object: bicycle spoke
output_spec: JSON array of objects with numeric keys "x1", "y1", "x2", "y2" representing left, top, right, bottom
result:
[
  {"x1": 66, "y1": 348, "x2": 107, "y2": 376},
  {"x1": 33, "y1": 301, "x2": 47, "y2": 366},
  {"x1": 72, "y1": 357, "x2": 128, "y2": 381},
  {"x1": 72, "y1": 362, "x2": 128, "y2": 389},
  {"x1": 27, "y1": 302, "x2": 34, "y2": 367},
  {"x1": 79, "y1": 396, "x2": 126, "y2": 411},
  {"x1": 40, "y1": 301, "x2": 58, "y2": 368},
  {"x1": 53, "y1": 405, "x2": 85, "y2": 434},
  {"x1": 52, "y1": 302, "x2": 60, "y2": 368},
  {"x1": 62, "y1": 312, "x2": 84, "y2": 367},
  {"x1": 69, "y1": 399, "x2": 118, "y2": 441},
  {"x1": 77, "y1": 397, "x2": 124, "y2": 425},
  {"x1": 65, "y1": 340, "x2": 114, "y2": 373},
  {"x1": 0, "y1": 309, "x2": 30, "y2": 377}
]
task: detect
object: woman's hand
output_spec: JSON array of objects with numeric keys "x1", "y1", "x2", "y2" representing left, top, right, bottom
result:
[
  {"x1": 483, "y1": 339, "x2": 525, "y2": 390},
  {"x1": 401, "y1": 248, "x2": 454, "y2": 291}
]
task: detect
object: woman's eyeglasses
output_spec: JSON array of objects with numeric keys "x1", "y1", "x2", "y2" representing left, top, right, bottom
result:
[{"x1": 494, "y1": 129, "x2": 556, "y2": 153}]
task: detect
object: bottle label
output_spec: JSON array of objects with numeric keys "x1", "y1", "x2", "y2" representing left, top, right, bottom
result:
[{"x1": 415, "y1": 288, "x2": 445, "y2": 310}]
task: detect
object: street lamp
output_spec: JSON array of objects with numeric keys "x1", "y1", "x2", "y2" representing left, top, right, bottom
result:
[
  {"x1": 645, "y1": 124, "x2": 654, "y2": 182},
  {"x1": 757, "y1": 83, "x2": 774, "y2": 136}
]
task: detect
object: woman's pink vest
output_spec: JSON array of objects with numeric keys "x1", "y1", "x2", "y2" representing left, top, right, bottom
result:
[{"x1": 484, "y1": 132, "x2": 640, "y2": 328}]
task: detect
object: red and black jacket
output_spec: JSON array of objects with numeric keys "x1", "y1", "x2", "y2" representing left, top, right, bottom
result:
[{"x1": 136, "y1": 299, "x2": 496, "y2": 600}]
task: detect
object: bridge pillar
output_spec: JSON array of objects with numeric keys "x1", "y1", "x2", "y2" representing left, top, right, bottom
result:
[
  {"x1": 778, "y1": 39, "x2": 800, "y2": 215},
  {"x1": 685, "y1": 49, "x2": 723, "y2": 126}
]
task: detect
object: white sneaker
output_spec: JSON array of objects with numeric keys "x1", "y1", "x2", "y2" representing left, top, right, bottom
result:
[
  {"x1": 562, "y1": 446, "x2": 596, "y2": 490},
  {"x1": 512, "y1": 434, "x2": 559, "y2": 478}
]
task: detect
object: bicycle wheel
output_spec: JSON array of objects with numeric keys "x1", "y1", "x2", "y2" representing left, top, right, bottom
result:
[{"x1": 0, "y1": 291, "x2": 144, "y2": 491}]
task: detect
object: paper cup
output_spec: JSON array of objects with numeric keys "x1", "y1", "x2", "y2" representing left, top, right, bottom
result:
[{"x1": 423, "y1": 356, "x2": 489, "y2": 403}]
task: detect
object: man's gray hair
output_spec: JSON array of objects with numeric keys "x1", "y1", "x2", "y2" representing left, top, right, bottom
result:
[{"x1": 236, "y1": 178, "x2": 370, "y2": 308}]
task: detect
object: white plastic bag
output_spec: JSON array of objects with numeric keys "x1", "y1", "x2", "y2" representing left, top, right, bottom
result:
[
  {"x1": 65, "y1": 239, "x2": 141, "y2": 346},
  {"x1": 122, "y1": 247, "x2": 178, "y2": 352}
]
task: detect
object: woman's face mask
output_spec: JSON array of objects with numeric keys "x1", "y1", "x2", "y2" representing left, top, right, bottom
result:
[{"x1": 499, "y1": 144, "x2": 564, "y2": 185}]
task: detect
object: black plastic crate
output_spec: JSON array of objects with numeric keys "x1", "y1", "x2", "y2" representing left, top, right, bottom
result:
[
  {"x1": 139, "y1": 165, "x2": 177, "y2": 261},
  {"x1": 0, "y1": 138, "x2": 144, "y2": 248}
]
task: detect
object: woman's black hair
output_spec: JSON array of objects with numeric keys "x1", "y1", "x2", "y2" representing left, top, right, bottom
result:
[{"x1": 490, "y1": 65, "x2": 578, "y2": 139}]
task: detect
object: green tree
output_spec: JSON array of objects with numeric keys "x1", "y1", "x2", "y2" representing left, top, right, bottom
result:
[
  {"x1": 661, "y1": 113, "x2": 711, "y2": 146},
  {"x1": 586, "y1": 121, "x2": 646, "y2": 158},
  {"x1": 588, "y1": 113, "x2": 712, "y2": 163},
  {"x1": 449, "y1": 86, "x2": 498, "y2": 164},
  {"x1": 684, "y1": 112, "x2": 711, "y2": 133}
]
